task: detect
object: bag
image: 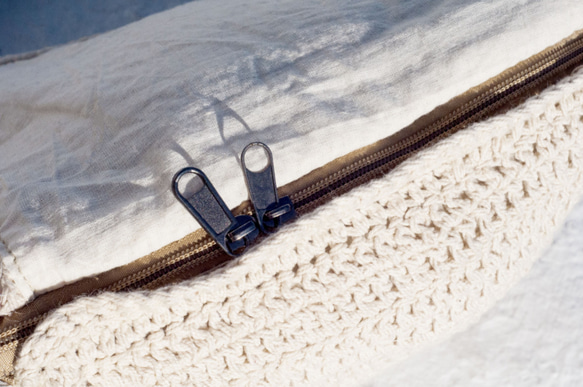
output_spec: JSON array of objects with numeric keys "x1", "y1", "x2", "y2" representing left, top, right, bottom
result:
[{"x1": 1, "y1": 0, "x2": 583, "y2": 385}]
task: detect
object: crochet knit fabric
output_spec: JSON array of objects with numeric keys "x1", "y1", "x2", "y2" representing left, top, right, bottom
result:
[{"x1": 13, "y1": 67, "x2": 583, "y2": 386}]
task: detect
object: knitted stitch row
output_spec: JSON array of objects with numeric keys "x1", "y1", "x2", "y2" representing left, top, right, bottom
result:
[{"x1": 14, "y1": 66, "x2": 583, "y2": 386}]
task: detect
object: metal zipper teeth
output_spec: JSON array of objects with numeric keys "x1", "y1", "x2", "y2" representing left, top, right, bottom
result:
[
  {"x1": 2, "y1": 34, "x2": 583, "y2": 372},
  {"x1": 292, "y1": 39, "x2": 583, "y2": 209},
  {"x1": 110, "y1": 36, "x2": 583, "y2": 293}
]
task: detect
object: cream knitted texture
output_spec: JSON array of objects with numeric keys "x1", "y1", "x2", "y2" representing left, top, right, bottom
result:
[{"x1": 13, "y1": 67, "x2": 583, "y2": 386}]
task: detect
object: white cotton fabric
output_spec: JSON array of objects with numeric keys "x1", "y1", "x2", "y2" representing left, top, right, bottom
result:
[
  {"x1": 0, "y1": 0, "x2": 582, "y2": 314},
  {"x1": 13, "y1": 62, "x2": 583, "y2": 387}
]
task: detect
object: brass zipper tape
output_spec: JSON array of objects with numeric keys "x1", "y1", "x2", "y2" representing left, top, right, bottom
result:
[{"x1": 1, "y1": 29, "x2": 583, "y2": 384}]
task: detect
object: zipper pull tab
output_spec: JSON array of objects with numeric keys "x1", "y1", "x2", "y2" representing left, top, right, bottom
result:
[
  {"x1": 241, "y1": 142, "x2": 295, "y2": 233},
  {"x1": 172, "y1": 168, "x2": 259, "y2": 256}
]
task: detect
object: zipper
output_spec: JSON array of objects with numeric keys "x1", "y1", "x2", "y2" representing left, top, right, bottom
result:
[
  {"x1": 240, "y1": 142, "x2": 295, "y2": 233},
  {"x1": 171, "y1": 142, "x2": 295, "y2": 257},
  {"x1": 172, "y1": 167, "x2": 261, "y2": 256},
  {"x1": 1, "y1": 30, "x2": 583, "y2": 384}
]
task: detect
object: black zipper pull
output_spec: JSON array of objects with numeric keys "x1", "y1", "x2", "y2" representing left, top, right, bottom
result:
[
  {"x1": 172, "y1": 168, "x2": 259, "y2": 256},
  {"x1": 241, "y1": 142, "x2": 295, "y2": 233}
]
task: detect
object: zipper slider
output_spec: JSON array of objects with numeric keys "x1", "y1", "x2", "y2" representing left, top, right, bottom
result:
[
  {"x1": 172, "y1": 168, "x2": 259, "y2": 256},
  {"x1": 241, "y1": 142, "x2": 295, "y2": 233}
]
